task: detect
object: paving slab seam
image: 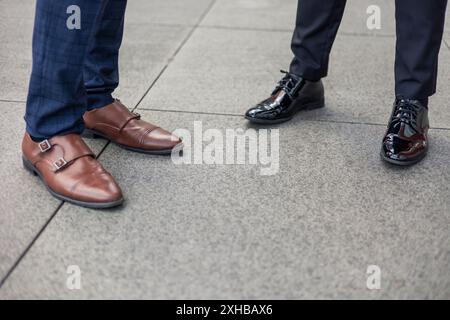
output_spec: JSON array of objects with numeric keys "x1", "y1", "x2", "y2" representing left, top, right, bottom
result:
[
  {"x1": 130, "y1": 0, "x2": 218, "y2": 113},
  {"x1": 124, "y1": 23, "x2": 396, "y2": 38},
  {"x1": 197, "y1": 24, "x2": 397, "y2": 38},
  {"x1": 127, "y1": 22, "x2": 196, "y2": 28},
  {"x1": 445, "y1": 39, "x2": 450, "y2": 50},
  {"x1": 0, "y1": 99, "x2": 26, "y2": 104},
  {"x1": 140, "y1": 108, "x2": 389, "y2": 128},
  {"x1": 0, "y1": 202, "x2": 65, "y2": 289},
  {"x1": 0, "y1": 0, "x2": 219, "y2": 292},
  {"x1": 137, "y1": 107, "x2": 450, "y2": 131}
]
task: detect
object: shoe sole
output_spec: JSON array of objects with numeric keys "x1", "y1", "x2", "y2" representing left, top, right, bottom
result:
[
  {"x1": 22, "y1": 157, "x2": 124, "y2": 209},
  {"x1": 245, "y1": 99, "x2": 325, "y2": 125},
  {"x1": 379, "y1": 150, "x2": 427, "y2": 167},
  {"x1": 82, "y1": 129, "x2": 183, "y2": 155}
]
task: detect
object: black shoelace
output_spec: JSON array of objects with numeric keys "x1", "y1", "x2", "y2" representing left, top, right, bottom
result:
[
  {"x1": 390, "y1": 99, "x2": 420, "y2": 131},
  {"x1": 272, "y1": 70, "x2": 302, "y2": 100}
]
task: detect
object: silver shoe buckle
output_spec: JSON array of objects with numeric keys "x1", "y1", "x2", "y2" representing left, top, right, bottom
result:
[
  {"x1": 38, "y1": 139, "x2": 51, "y2": 153},
  {"x1": 53, "y1": 158, "x2": 68, "y2": 171}
]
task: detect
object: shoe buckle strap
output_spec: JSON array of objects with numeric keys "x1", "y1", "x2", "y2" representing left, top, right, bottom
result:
[
  {"x1": 119, "y1": 112, "x2": 141, "y2": 132},
  {"x1": 52, "y1": 151, "x2": 95, "y2": 173}
]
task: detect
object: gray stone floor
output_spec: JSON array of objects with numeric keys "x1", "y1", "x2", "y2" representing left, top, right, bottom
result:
[{"x1": 0, "y1": 0, "x2": 449, "y2": 299}]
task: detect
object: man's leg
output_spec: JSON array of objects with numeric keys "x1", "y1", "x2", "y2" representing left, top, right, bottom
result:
[
  {"x1": 395, "y1": 0, "x2": 448, "y2": 100},
  {"x1": 381, "y1": 0, "x2": 447, "y2": 166},
  {"x1": 22, "y1": 0, "x2": 123, "y2": 208},
  {"x1": 245, "y1": 0, "x2": 346, "y2": 124},
  {"x1": 84, "y1": 0, "x2": 127, "y2": 111},
  {"x1": 290, "y1": 0, "x2": 347, "y2": 80},
  {"x1": 81, "y1": 0, "x2": 182, "y2": 155},
  {"x1": 25, "y1": 0, "x2": 108, "y2": 139}
]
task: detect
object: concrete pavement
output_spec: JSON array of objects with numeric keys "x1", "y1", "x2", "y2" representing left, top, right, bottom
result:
[{"x1": 0, "y1": 0, "x2": 449, "y2": 299}]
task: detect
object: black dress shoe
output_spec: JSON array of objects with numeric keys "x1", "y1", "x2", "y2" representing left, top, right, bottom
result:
[
  {"x1": 245, "y1": 70, "x2": 325, "y2": 124},
  {"x1": 381, "y1": 99, "x2": 429, "y2": 166}
]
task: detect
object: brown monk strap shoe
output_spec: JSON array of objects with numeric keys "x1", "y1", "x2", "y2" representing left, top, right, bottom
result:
[
  {"x1": 83, "y1": 100, "x2": 182, "y2": 155},
  {"x1": 22, "y1": 133, "x2": 123, "y2": 209}
]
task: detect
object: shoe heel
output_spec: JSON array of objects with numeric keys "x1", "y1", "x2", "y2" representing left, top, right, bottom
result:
[
  {"x1": 22, "y1": 157, "x2": 37, "y2": 176},
  {"x1": 305, "y1": 98, "x2": 325, "y2": 110},
  {"x1": 82, "y1": 129, "x2": 101, "y2": 139}
]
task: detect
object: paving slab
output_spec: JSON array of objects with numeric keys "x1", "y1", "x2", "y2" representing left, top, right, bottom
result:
[
  {"x1": 0, "y1": 16, "x2": 33, "y2": 102},
  {"x1": 126, "y1": 0, "x2": 213, "y2": 26},
  {"x1": 201, "y1": 0, "x2": 297, "y2": 32},
  {"x1": 0, "y1": 101, "x2": 59, "y2": 281},
  {"x1": 203, "y1": 0, "x2": 449, "y2": 36},
  {"x1": 0, "y1": 22, "x2": 191, "y2": 105},
  {"x1": 1, "y1": 110, "x2": 449, "y2": 299},
  {"x1": 0, "y1": 2, "x2": 196, "y2": 105},
  {"x1": 0, "y1": 0, "x2": 212, "y2": 23},
  {"x1": 202, "y1": 0, "x2": 395, "y2": 35},
  {"x1": 138, "y1": 27, "x2": 450, "y2": 129},
  {"x1": 138, "y1": 27, "x2": 294, "y2": 116},
  {"x1": 113, "y1": 23, "x2": 192, "y2": 107},
  {"x1": 340, "y1": 0, "x2": 395, "y2": 36},
  {"x1": 0, "y1": 101, "x2": 108, "y2": 282},
  {"x1": 0, "y1": 0, "x2": 35, "y2": 19}
]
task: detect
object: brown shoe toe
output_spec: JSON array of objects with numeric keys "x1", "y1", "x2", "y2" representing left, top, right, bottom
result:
[
  {"x1": 70, "y1": 171, "x2": 123, "y2": 204},
  {"x1": 22, "y1": 133, "x2": 123, "y2": 209},
  {"x1": 141, "y1": 127, "x2": 182, "y2": 153}
]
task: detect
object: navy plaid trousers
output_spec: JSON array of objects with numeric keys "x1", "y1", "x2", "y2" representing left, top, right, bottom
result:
[{"x1": 25, "y1": 0, "x2": 127, "y2": 139}]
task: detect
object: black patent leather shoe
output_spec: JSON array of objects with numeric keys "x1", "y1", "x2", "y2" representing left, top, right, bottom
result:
[
  {"x1": 245, "y1": 70, "x2": 325, "y2": 124},
  {"x1": 381, "y1": 99, "x2": 429, "y2": 166}
]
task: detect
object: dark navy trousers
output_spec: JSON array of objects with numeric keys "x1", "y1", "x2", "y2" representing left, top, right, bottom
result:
[
  {"x1": 289, "y1": 0, "x2": 448, "y2": 100},
  {"x1": 25, "y1": 0, "x2": 127, "y2": 139}
]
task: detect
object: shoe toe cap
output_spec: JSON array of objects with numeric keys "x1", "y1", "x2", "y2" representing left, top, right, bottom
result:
[
  {"x1": 73, "y1": 173, "x2": 123, "y2": 204},
  {"x1": 245, "y1": 107, "x2": 259, "y2": 118},
  {"x1": 142, "y1": 128, "x2": 182, "y2": 150}
]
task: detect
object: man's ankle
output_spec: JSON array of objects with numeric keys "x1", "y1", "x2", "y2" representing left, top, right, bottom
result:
[
  {"x1": 30, "y1": 135, "x2": 45, "y2": 142},
  {"x1": 418, "y1": 98, "x2": 429, "y2": 108},
  {"x1": 397, "y1": 96, "x2": 429, "y2": 108}
]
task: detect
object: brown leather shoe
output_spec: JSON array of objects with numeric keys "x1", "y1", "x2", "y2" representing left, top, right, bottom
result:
[
  {"x1": 83, "y1": 100, "x2": 182, "y2": 155},
  {"x1": 22, "y1": 133, "x2": 123, "y2": 209}
]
